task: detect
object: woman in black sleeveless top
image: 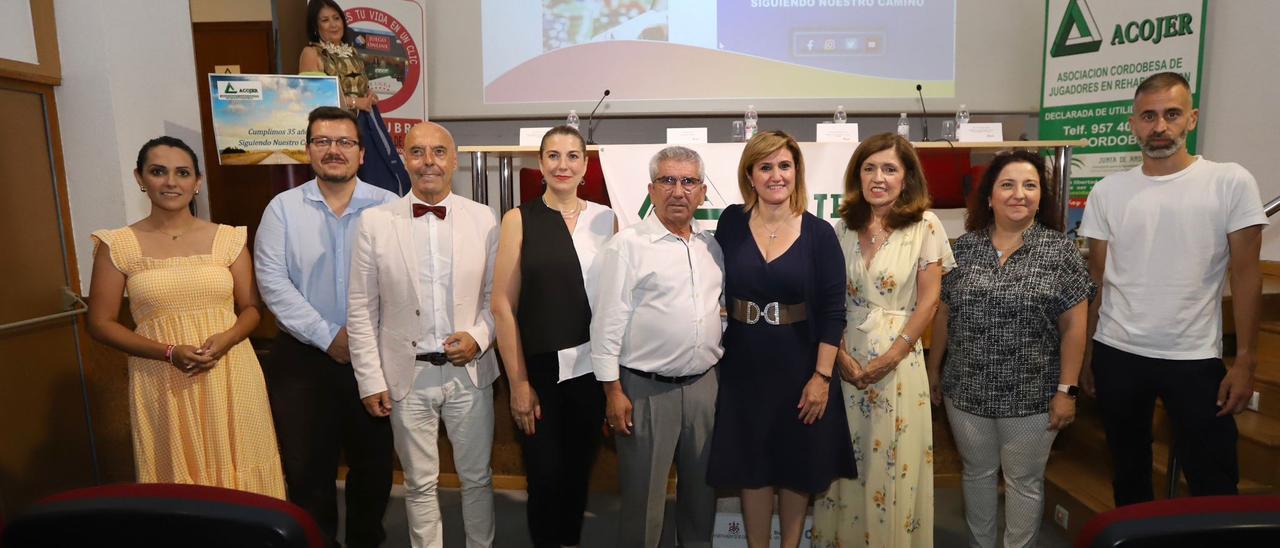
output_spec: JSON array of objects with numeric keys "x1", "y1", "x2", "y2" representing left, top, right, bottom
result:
[{"x1": 492, "y1": 125, "x2": 615, "y2": 548}]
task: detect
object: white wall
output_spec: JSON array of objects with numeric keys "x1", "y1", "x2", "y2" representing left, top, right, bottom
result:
[
  {"x1": 55, "y1": 0, "x2": 207, "y2": 293},
  {"x1": 1199, "y1": 0, "x2": 1280, "y2": 261},
  {"x1": 0, "y1": 0, "x2": 38, "y2": 64},
  {"x1": 189, "y1": 0, "x2": 271, "y2": 23}
]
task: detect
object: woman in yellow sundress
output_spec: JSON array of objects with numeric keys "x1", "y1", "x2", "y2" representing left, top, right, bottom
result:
[
  {"x1": 86, "y1": 136, "x2": 285, "y2": 498},
  {"x1": 813, "y1": 133, "x2": 954, "y2": 547}
]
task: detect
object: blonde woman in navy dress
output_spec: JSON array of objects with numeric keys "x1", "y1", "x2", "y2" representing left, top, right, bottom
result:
[{"x1": 707, "y1": 130, "x2": 856, "y2": 548}]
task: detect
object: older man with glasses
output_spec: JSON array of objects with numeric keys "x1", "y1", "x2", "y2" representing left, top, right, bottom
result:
[{"x1": 590, "y1": 146, "x2": 726, "y2": 548}]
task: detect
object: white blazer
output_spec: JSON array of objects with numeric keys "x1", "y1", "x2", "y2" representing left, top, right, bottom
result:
[{"x1": 347, "y1": 193, "x2": 501, "y2": 401}]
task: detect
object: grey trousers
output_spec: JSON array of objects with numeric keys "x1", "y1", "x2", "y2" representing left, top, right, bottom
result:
[
  {"x1": 945, "y1": 398, "x2": 1059, "y2": 548},
  {"x1": 616, "y1": 367, "x2": 719, "y2": 548}
]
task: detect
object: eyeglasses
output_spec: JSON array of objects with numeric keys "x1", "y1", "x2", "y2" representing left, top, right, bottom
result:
[
  {"x1": 308, "y1": 137, "x2": 360, "y2": 150},
  {"x1": 653, "y1": 176, "x2": 703, "y2": 191}
]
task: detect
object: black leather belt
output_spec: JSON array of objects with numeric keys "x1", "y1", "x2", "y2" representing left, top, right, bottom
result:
[
  {"x1": 415, "y1": 352, "x2": 448, "y2": 366},
  {"x1": 623, "y1": 366, "x2": 705, "y2": 384}
]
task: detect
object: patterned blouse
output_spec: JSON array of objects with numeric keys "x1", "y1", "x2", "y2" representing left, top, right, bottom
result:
[{"x1": 939, "y1": 223, "x2": 1094, "y2": 417}]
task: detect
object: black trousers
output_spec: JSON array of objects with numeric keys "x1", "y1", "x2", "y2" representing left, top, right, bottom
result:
[
  {"x1": 1092, "y1": 341, "x2": 1239, "y2": 506},
  {"x1": 517, "y1": 352, "x2": 605, "y2": 548},
  {"x1": 265, "y1": 332, "x2": 394, "y2": 548}
]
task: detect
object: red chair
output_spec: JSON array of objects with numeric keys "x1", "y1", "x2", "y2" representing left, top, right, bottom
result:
[
  {"x1": 917, "y1": 148, "x2": 972, "y2": 209},
  {"x1": 0, "y1": 483, "x2": 325, "y2": 548},
  {"x1": 1076, "y1": 495, "x2": 1280, "y2": 547},
  {"x1": 518, "y1": 153, "x2": 611, "y2": 207}
]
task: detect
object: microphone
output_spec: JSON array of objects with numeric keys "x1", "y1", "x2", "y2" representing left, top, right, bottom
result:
[
  {"x1": 915, "y1": 84, "x2": 930, "y2": 141},
  {"x1": 587, "y1": 89, "x2": 611, "y2": 144}
]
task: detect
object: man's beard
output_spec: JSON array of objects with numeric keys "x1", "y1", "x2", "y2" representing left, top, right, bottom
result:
[
  {"x1": 316, "y1": 157, "x2": 354, "y2": 183},
  {"x1": 1139, "y1": 132, "x2": 1186, "y2": 159},
  {"x1": 317, "y1": 170, "x2": 353, "y2": 183}
]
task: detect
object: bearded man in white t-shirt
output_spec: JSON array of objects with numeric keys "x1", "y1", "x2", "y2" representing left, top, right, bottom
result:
[{"x1": 1078, "y1": 72, "x2": 1269, "y2": 507}]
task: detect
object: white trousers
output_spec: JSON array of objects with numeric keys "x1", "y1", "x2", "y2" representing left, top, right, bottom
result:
[
  {"x1": 391, "y1": 364, "x2": 495, "y2": 548},
  {"x1": 945, "y1": 398, "x2": 1058, "y2": 548}
]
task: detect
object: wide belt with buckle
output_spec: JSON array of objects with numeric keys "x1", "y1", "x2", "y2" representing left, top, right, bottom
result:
[
  {"x1": 415, "y1": 352, "x2": 449, "y2": 366},
  {"x1": 623, "y1": 366, "x2": 705, "y2": 384},
  {"x1": 729, "y1": 298, "x2": 806, "y2": 326}
]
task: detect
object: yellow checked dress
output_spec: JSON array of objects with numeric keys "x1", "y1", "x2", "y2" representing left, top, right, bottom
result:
[{"x1": 91, "y1": 225, "x2": 285, "y2": 499}]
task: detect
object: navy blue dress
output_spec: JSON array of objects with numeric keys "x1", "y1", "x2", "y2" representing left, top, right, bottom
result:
[{"x1": 707, "y1": 205, "x2": 857, "y2": 494}]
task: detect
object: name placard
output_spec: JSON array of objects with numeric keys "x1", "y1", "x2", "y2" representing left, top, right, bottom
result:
[
  {"x1": 666, "y1": 127, "x2": 709, "y2": 144},
  {"x1": 518, "y1": 127, "x2": 554, "y2": 147},
  {"x1": 815, "y1": 123, "x2": 860, "y2": 143},
  {"x1": 956, "y1": 123, "x2": 1003, "y2": 142}
]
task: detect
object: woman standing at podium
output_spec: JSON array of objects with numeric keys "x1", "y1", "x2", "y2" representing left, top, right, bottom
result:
[
  {"x1": 299, "y1": 0, "x2": 409, "y2": 195},
  {"x1": 493, "y1": 125, "x2": 615, "y2": 548},
  {"x1": 86, "y1": 136, "x2": 285, "y2": 498}
]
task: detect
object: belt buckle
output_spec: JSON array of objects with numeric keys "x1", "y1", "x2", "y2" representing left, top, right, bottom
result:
[
  {"x1": 763, "y1": 302, "x2": 781, "y2": 325},
  {"x1": 745, "y1": 301, "x2": 761, "y2": 325}
]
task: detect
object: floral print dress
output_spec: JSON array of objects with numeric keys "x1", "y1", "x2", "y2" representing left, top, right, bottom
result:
[{"x1": 813, "y1": 211, "x2": 954, "y2": 547}]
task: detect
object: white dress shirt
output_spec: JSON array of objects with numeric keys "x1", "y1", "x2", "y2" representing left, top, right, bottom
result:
[
  {"x1": 556, "y1": 201, "x2": 615, "y2": 381},
  {"x1": 590, "y1": 213, "x2": 725, "y2": 382},
  {"x1": 412, "y1": 192, "x2": 454, "y2": 352}
]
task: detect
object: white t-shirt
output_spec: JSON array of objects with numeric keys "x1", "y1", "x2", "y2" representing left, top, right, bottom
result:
[{"x1": 1079, "y1": 156, "x2": 1268, "y2": 360}]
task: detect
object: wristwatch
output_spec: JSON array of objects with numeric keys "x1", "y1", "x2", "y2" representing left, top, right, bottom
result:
[{"x1": 1057, "y1": 384, "x2": 1080, "y2": 398}]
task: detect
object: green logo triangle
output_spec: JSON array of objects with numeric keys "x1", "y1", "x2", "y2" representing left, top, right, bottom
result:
[
  {"x1": 636, "y1": 195, "x2": 654, "y2": 219},
  {"x1": 1050, "y1": 0, "x2": 1103, "y2": 58},
  {"x1": 223, "y1": 82, "x2": 236, "y2": 93}
]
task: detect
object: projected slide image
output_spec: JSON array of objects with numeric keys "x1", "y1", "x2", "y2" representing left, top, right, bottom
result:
[
  {"x1": 542, "y1": 0, "x2": 669, "y2": 50},
  {"x1": 483, "y1": 0, "x2": 955, "y2": 104}
]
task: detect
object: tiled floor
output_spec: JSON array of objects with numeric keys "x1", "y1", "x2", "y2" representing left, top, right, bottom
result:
[{"x1": 338, "y1": 483, "x2": 1073, "y2": 547}]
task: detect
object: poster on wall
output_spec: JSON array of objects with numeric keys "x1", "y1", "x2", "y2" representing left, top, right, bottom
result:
[
  {"x1": 343, "y1": 0, "x2": 429, "y2": 151},
  {"x1": 1039, "y1": 0, "x2": 1206, "y2": 240},
  {"x1": 208, "y1": 74, "x2": 340, "y2": 165}
]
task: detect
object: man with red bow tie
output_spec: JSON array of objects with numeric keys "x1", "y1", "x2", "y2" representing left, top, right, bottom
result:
[{"x1": 347, "y1": 121, "x2": 501, "y2": 547}]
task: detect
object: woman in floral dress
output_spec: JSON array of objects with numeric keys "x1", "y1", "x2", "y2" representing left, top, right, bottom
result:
[{"x1": 813, "y1": 133, "x2": 954, "y2": 547}]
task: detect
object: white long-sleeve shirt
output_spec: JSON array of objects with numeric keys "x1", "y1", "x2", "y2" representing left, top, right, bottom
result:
[{"x1": 590, "y1": 214, "x2": 725, "y2": 381}]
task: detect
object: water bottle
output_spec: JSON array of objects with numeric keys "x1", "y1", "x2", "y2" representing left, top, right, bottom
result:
[
  {"x1": 956, "y1": 104, "x2": 970, "y2": 126},
  {"x1": 833, "y1": 105, "x2": 847, "y2": 124},
  {"x1": 744, "y1": 105, "x2": 758, "y2": 139},
  {"x1": 897, "y1": 113, "x2": 910, "y2": 139},
  {"x1": 566, "y1": 109, "x2": 580, "y2": 130}
]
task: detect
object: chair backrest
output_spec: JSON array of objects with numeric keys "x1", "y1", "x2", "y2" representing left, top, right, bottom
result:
[
  {"x1": 0, "y1": 483, "x2": 325, "y2": 548},
  {"x1": 1076, "y1": 495, "x2": 1280, "y2": 547}
]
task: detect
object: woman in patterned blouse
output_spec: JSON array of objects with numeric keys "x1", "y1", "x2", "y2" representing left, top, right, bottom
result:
[{"x1": 926, "y1": 150, "x2": 1094, "y2": 548}]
